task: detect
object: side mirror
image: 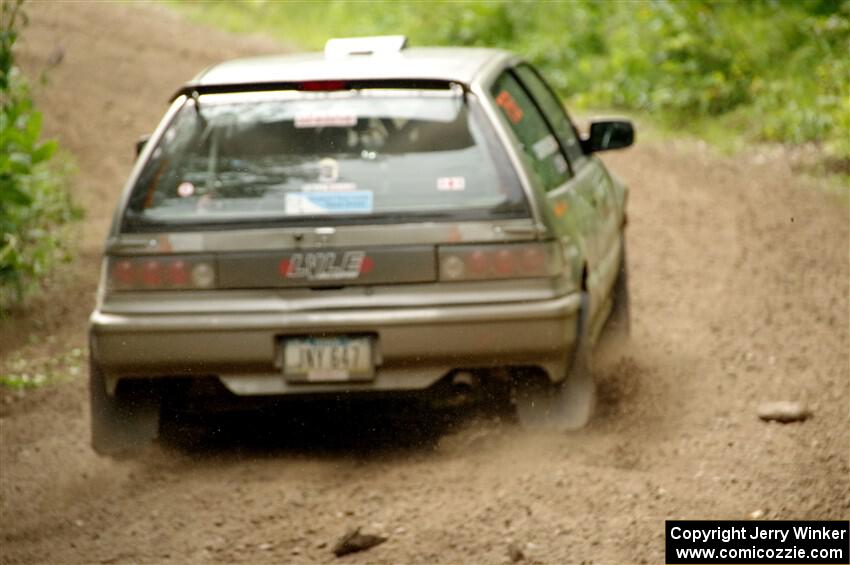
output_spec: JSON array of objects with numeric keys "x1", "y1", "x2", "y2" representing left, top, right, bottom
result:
[
  {"x1": 582, "y1": 120, "x2": 634, "y2": 153},
  {"x1": 135, "y1": 134, "x2": 151, "y2": 157}
]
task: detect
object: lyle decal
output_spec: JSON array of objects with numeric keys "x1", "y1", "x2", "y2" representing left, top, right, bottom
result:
[{"x1": 279, "y1": 251, "x2": 373, "y2": 281}]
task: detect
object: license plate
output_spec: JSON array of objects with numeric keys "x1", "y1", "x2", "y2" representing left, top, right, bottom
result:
[{"x1": 282, "y1": 336, "x2": 373, "y2": 382}]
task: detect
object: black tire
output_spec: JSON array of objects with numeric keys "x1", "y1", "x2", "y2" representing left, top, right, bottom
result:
[
  {"x1": 514, "y1": 292, "x2": 596, "y2": 431},
  {"x1": 601, "y1": 238, "x2": 631, "y2": 344},
  {"x1": 90, "y1": 360, "x2": 161, "y2": 456}
]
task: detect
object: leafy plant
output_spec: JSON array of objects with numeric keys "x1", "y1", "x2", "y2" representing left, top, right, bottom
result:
[
  {"x1": 0, "y1": 0, "x2": 80, "y2": 311},
  {"x1": 1, "y1": 345, "x2": 85, "y2": 390},
  {"x1": 172, "y1": 0, "x2": 850, "y2": 162}
]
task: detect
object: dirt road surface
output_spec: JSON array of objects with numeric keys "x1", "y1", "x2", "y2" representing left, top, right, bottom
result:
[{"x1": 2, "y1": 3, "x2": 848, "y2": 564}]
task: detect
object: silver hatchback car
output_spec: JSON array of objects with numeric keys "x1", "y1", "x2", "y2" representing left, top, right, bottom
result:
[{"x1": 89, "y1": 36, "x2": 633, "y2": 454}]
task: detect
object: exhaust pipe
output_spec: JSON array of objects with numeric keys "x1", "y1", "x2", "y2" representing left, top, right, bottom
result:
[{"x1": 451, "y1": 371, "x2": 479, "y2": 393}]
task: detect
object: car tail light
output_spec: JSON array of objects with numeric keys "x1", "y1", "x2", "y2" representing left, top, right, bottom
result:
[
  {"x1": 112, "y1": 260, "x2": 135, "y2": 285},
  {"x1": 493, "y1": 249, "x2": 517, "y2": 275},
  {"x1": 438, "y1": 242, "x2": 563, "y2": 281},
  {"x1": 441, "y1": 255, "x2": 466, "y2": 280},
  {"x1": 190, "y1": 262, "x2": 215, "y2": 288},
  {"x1": 521, "y1": 246, "x2": 547, "y2": 272},
  {"x1": 466, "y1": 250, "x2": 488, "y2": 275},
  {"x1": 167, "y1": 260, "x2": 190, "y2": 286},
  {"x1": 108, "y1": 256, "x2": 216, "y2": 290},
  {"x1": 140, "y1": 260, "x2": 162, "y2": 286}
]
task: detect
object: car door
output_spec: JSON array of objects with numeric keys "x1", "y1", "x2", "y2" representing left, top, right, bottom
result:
[
  {"x1": 511, "y1": 63, "x2": 622, "y2": 335},
  {"x1": 490, "y1": 67, "x2": 610, "y2": 331}
]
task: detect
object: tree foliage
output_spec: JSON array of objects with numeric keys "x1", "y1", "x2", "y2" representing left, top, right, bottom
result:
[
  {"x1": 1, "y1": 0, "x2": 80, "y2": 311},
  {"x1": 177, "y1": 0, "x2": 850, "y2": 159}
]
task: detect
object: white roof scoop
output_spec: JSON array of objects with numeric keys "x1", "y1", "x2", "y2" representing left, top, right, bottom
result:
[{"x1": 324, "y1": 35, "x2": 408, "y2": 59}]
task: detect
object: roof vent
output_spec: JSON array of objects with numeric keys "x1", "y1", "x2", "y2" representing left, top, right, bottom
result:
[{"x1": 324, "y1": 35, "x2": 408, "y2": 59}]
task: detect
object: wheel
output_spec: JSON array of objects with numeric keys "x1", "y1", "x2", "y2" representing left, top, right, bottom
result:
[
  {"x1": 90, "y1": 359, "x2": 161, "y2": 456},
  {"x1": 600, "y1": 237, "x2": 630, "y2": 345},
  {"x1": 514, "y1": 293, "x2": 596, "y2": 431}
]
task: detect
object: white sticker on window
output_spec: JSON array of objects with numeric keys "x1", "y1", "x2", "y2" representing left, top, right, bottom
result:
[
  {"x1": 302, "y1": 182, "x2": 357, "y2": 192},
  {"x1": 532, "y1": 134, "x2": 559, "y2": 160},
  {"x1": 318, "y1": 157, "x2": 339, "y2": 182},
  {"x1": 294, "y1": 113, "x2": 358, "y2": 129},
  {"x1": 437, "y1": 177, "x2": 466, "y2": 191},
  {"x1": 285, "y1": 191, "x2": 373, "y2": 215}
]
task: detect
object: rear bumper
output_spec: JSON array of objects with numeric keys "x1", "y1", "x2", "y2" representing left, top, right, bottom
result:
[{"x1": 89, "y1": 293, "x2": 581, "y2": 395}]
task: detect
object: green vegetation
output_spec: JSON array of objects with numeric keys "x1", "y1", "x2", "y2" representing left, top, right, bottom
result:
[
  {"x1": 1, "y1": 0, "x2": 81, "y2": 312},
  {"x1": 173, "y1": 0, "x2": 850, "y2": 162},
  {"x1": 1, "y1": 344, "x2": 85, "y2": 390}
]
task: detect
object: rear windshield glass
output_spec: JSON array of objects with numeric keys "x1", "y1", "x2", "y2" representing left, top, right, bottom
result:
[{"x1": 123, "y1": 89, "x2": 528, "y2": 230}]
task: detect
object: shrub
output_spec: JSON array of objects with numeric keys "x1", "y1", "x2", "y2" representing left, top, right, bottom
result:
[
  {"x1": 174, "y1": 0, "x2": 850, "y2": 161},
  {"x1": 0, "y1": 0, "x2": 80, "y2": 311}
]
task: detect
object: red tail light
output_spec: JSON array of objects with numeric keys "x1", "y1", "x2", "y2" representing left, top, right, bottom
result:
[
  {"x1": 493, "y1": 249, "x2": 517, "y2": 275},
  {"x1": 108, "y1": 255, "x2": 215, "y2": 290},
  {"x1": 521, "y1": 246, "x2": 547, "y2": 273},
  {"x1": 167, "y1": 260, "x2": 190, "y2": 286},
  {"x1": 466, "y1": 250, "x2": 489, "y2": 275},
  {"x1": 112, "y1": 260, "x2": 135, "y2": 285},
  {"x1": 140, "y1": 260, "x2": 162, "y2": 287},
  {"x1": 439, "y1": 242, "x2": 562, "y2": 281}
]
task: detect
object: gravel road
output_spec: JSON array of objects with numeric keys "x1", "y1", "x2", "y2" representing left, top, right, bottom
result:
[{"x1": 1, "y1": 3, "x2": 848, "y2": 564}]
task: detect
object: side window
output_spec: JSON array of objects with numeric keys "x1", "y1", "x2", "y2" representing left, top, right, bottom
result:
[
  {"x1": 514, "y1": 64, "x2": 585, "y2": 165},
  {"x1": 491, "y1": 72, "x2": 570, "y2": 192}
]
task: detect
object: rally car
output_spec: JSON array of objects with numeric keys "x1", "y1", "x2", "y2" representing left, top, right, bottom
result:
[{"x1": 89, "y1": 36, "x2": 633, "y2": 454}]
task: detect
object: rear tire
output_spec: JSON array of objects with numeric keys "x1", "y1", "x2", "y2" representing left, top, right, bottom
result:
[
  {"x1": 90, "y1": 361, "x2": 161, "y2": 456},
  {"x1": 514, "y1": 293, "x2": 596, "y2": 431},
  {"x1": 602, "y1": 238, "x2": 631, "y2": 343}
]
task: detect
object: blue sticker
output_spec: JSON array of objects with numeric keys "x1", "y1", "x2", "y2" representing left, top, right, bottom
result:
[{"x1": 285, "y1": 191, "x2": 373, "y2": 215}]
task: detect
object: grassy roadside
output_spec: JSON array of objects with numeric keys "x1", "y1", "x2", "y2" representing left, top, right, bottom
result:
[
  {"x1": 1, "y1": 343, "x2": 85, "y2": 390},
  {"x1": 167, "y1": 0, "x2": 849, "y2": 185},
  {"x1": 1, "y1": 0, "x2": 83, "y2": 397}
]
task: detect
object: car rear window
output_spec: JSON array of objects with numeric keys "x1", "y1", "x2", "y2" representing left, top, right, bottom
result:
[{"x1": 123, "y1": 88, "x2": 528, "y2": 230}]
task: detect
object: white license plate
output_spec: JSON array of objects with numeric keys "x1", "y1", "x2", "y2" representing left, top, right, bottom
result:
[{"x1": 283, "y1": 336, "x2": 373, "y2": 382}]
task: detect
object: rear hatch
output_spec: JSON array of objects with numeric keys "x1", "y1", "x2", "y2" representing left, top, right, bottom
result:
[{"x1": 110, "y1": 83, "x2": 553, "y2": 294}]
